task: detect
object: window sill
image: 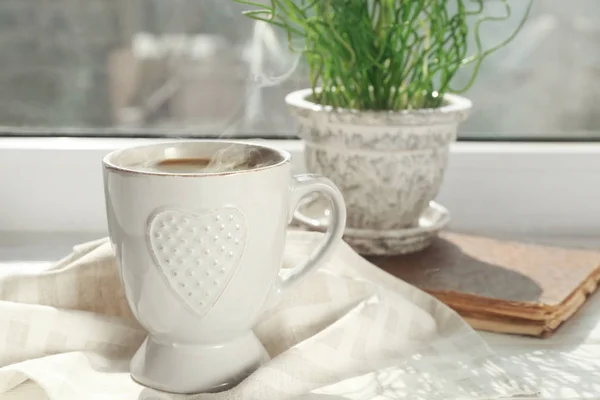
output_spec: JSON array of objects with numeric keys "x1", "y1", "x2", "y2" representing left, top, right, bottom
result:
[{"x1": 1, "y1": 137, "x2": 599, "y2": 239}]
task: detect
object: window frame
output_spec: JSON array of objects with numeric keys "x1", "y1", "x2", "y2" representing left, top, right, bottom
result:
[{"x1": 1, "y1": 137, "x2": 599, "y2": 240}]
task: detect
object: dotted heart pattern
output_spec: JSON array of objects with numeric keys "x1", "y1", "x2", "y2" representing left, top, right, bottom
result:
[{"x1": 147, "y1": 207, "x2": 246, "y2": 318}]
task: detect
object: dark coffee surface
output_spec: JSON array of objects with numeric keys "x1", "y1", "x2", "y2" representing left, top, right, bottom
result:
[
  {"x1": 154, "y1": 158, "x2": 212, "y2": 172},
  {"x1": 140, "y1": 157, "x2": 257, "y2": 173},
  {"x1": 129, "y1": 145, "x2": 280, "y2": 174}
]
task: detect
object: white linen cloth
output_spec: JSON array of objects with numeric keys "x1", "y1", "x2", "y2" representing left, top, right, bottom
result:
[{"x1": 0, "y1": 232, "x2": 532, "y2": 400}]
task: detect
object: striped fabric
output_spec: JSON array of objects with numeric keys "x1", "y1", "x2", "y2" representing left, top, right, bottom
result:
[{"x1": 0, "y1": 232, "x2": 529, "y2": 400}]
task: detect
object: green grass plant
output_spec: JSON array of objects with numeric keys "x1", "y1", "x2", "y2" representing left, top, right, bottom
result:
[{"x1": 234, "y1": 0, "x2": 533, "y2": 110}]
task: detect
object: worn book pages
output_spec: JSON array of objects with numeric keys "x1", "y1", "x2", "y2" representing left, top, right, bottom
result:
[{"x1": 371, "y1": 232, "x2": 600, "y2": 337}]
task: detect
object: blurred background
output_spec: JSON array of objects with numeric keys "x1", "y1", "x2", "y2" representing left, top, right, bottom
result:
[{"x1": 0, "y1": 0, "x2": 599, "y2": 140}]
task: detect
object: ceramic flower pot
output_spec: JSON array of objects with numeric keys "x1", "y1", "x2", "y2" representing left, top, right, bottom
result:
[{"x1": 286, "y1": 88, "x2": 471, "y2": 231}]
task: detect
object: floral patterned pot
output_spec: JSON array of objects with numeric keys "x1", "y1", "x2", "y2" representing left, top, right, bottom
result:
[{"x1": 285, "y1": 88, "x2": 472, "y2": 231}]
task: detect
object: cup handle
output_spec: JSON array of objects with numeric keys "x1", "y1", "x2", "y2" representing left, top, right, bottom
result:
[{"x1": 279, "y1": 174, "x2": 346, "y2": 293}]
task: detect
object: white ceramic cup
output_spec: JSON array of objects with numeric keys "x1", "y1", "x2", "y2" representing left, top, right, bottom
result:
[{"x1": 103, "y1": 141, "x2": 346, "y2": 394}]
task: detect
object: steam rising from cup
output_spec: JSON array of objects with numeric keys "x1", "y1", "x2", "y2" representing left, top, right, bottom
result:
[
  {"x1": 130, "y1": 8, "x2": 303, "y2": 173},
  {"x1": 230, "y1": 20, "x2": 302, "y2": 137},
  {"x1": 211, "y1": 20, "x2": 302, "y2": 171},
  {"x1": 204, "y1": 145, "x2": 274, "y2": 173}
]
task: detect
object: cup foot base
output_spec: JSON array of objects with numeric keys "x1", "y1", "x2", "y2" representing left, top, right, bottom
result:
[{"x1": 130, "y1": 332, "x2": 268, "y2": 394}]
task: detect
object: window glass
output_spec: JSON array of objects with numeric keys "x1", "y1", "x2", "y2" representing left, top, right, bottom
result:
[
  {"x1": 1, "y1": 0, "x2": 598, "y2": 140},
  {"x1": 460, "y1": 0, "x2": 600, "y2": 140}
]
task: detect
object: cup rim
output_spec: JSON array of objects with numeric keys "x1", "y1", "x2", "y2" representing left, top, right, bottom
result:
[{"x1": 103, "y1": 140, "x2": 291, "y2": 177}]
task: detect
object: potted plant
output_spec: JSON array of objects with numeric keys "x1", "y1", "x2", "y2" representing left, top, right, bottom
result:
[{"x1": 235, "y1": 0, "x2": 532, "y2": 254}]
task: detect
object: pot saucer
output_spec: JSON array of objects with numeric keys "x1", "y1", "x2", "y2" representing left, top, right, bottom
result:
[{"x1": 294, "y1": 197, "x2": 450, "y2": 256}]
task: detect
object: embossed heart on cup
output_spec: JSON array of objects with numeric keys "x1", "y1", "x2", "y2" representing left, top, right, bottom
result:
[{"x1": 148, "y1": 207, "x2": 246, "y2": 318}]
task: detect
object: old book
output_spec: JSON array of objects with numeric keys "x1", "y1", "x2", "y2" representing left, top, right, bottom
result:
[{"x1": 369, "y1": 232, "x2": 600, "y2": 337}]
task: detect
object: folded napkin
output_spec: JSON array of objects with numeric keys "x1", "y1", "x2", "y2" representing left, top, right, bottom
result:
[{"x1": 0, "y1": 232, "x2": 531, "y2": 400}]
